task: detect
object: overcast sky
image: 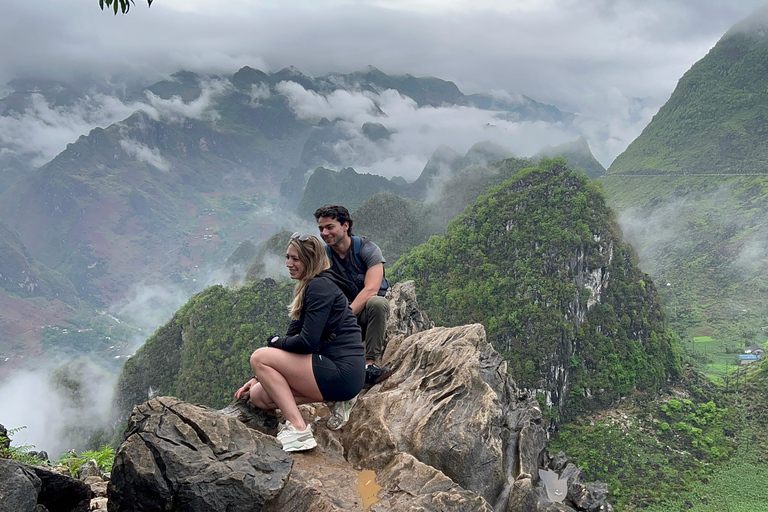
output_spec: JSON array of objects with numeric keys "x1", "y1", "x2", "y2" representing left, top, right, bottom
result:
[{"x1": 1, "y1": 0, "x2": 766, "y2": 167}]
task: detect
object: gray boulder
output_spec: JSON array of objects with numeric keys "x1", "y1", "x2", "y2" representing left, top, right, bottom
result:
[
  {"x1": 0, "y1": 459, "x2": 40, "y2": 512},
  {"x1": 0, "y1": 459, "x2": 92, "y2": 512},
  {"x1": 107, "y1": 396, "x2": 292, "y2": 512},
  {"x1": 30, "y1": 465, "x2": 92, "y2": 512}
]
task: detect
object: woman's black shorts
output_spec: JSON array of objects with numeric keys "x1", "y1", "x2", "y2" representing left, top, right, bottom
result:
[{"x1": 312, "y1": 353, "x2": 365, "y2": 401}]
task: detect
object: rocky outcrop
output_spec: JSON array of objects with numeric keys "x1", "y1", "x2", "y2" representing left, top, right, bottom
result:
[
  {"x1": 107, "y1": 397, "x2": 292, "y2": 512},
  {"x1": 0, "y1": 459, "x2": 39, "y2": 512},
  {"x1": 0, "y1": 458, "x2": 93, "y2": 512},
  {"x1": 384, "y1": 279, "x2": 435, "y2": 343},
  {"x1": 103, "y1": 281, "x2": 611, "y2": 512}
]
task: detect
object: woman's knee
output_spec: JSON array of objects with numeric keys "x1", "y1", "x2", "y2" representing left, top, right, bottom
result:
[{"x1": 250, "y1": 346, "x2": 276, "y2": 369}]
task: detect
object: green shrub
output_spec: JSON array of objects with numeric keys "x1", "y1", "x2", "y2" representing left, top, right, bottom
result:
[
  {"x1": 0, "y1": 427, "x2": 43, "y2": 466},
  {"x1": 57, "y1": 445, "x2": 115, "y2": 476}
]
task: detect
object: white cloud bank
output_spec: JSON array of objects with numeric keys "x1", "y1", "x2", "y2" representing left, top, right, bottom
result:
[
  {"x1": 0, "y1": 0, "x2": 764, "y2": 168},
  {"x1": 278, "y1": 81, "x2": 578, "y2": 179}
]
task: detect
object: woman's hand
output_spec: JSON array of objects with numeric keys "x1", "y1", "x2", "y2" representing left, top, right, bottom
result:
[{"x1": 234, "y1": 377, "x2": 257, "y2": 400}]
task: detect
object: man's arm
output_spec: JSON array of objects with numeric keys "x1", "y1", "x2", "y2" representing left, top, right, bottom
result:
[{"x1": 350, "y1": 262, "x2": 384, "y2": 315}]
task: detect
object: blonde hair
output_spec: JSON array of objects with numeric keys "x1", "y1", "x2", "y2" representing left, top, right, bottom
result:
[{"x1": 287, "y1": 235, "x2": 331, "y2": 319}]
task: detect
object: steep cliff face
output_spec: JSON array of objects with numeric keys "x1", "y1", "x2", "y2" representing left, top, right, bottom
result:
[{"x1": 394, "y1": 158, "x2": 682, "y2": 418}]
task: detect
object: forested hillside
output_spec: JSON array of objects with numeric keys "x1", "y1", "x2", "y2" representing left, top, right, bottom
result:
[
  {"x1": 112, "y1": 279, "x2": 293, "y2": 421},
  {"x1": 602, "y1": 10, "x2": 768, "y2": 379},
  {"x1": 393, "y1": 158, "x2": 682, "y2": 418},
  {"x1": 609, "y1": 26, "x2": 768, "y2": 175}
]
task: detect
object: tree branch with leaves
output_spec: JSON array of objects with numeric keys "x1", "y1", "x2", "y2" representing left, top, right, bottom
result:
[{"x1": 99, "y1": 0, "x2": 154, "y2": 15}]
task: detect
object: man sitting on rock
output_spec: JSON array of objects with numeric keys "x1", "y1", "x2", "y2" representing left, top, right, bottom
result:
[{"x1": 314, "y1": 205, "x2": 392, "y2": 389}]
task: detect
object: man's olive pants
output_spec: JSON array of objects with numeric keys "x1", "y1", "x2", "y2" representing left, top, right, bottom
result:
[{"x1": 357, "y1": 296, "x2": 390, "y2": 363}]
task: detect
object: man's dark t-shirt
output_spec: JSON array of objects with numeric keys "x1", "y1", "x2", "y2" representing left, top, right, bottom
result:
[{"x1": 327, "y1": 238, "x2": 386, "y2": 298}]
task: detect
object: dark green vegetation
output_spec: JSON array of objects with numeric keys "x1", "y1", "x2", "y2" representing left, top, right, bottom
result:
[
  {"x1": 0, "y1": 426, "x2": 41, "y2": 466},
  {"x1": 393, "y1": 158, "x2": 682, "y2": 417},
  {"x1": 1, "y1": 425, "x2": 115, "y2": 475},
  {"x1": 113, "y1": 279, "x2": 293, "y2": 420},
  {"x1": 552, "y1": 359, "x2": 768, "y2": 511},
  {"x1": 98, "y1": 0, "x2": 152, "y2": 15},
  {"x1": 551, "y1": 392, "x2": 737, "y2": 509}
]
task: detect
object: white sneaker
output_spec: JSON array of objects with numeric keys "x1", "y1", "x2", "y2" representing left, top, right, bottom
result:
[
  {"x1": 327, "y1": 395, "x2": 358, "y2": 431},
  {"x1": 276, "y1": 421, "x2": 317, "y2": 452}
]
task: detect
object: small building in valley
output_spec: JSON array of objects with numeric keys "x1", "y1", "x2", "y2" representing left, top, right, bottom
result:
[{"x1": 739, "y1": 344, "x2": 765, "y2": 365}]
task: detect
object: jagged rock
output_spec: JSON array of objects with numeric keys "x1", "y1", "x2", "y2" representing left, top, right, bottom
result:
[
  {"x1": 384, "y1": 279, "x2": 434, "y2": 344},
  {"x1": 28, "y1": 451, "x2": 49, "y2": 463},
  {"x1": 549, "y1": 451, "x2": 569, "y2": 472},
  {"x1": 0, "y1": 459, "x2": 40, "y2": 512},
  {"x1": 107, "y1": 396, "x2": 292, "y2": 512},
  {"x1": 29, "y1": 465, "x2": 93, "y2": 512},
  {"x1": 0, "y1": 460, "x2": 93, "y2": 512},
  {"x1": 342, "y1": 314, "x2": 611, "y2": 512},
  {"x1": 83, "y1": 476, "x2": 107, "y2": 497},
  {"x1": 342, "y1": 324, "x2": 539, "y2": 509},
  {"x1": 570, "y1": 482, "x2": 610, "y2": 512},
  {"x1": 90, "y1": 496, "x2": 108, "y2": 510},
  {"x1": 374, "y1": 453, "x2": 493, "y2": 511},
  {"x1": 218, "y1": 395, "x2": 280, "y2": 435},
  {"x1": 77, "y1": 460, "x2": 100, "y2": 480}
]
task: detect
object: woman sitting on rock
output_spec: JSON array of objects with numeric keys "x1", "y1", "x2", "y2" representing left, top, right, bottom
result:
[{"x1": 235, "y1": 233, "x2": 365, "y2": 452}]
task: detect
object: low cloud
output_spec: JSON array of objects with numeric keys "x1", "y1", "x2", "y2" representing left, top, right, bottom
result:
[
  {"x1": 111, "y1": 283, "x2": 196, "y2": 351},
  {"x1": 733, "y1": 230, "x2": 768, "y2": 274},
  {"x1": 119, "y1": 139, "x2": 171, "y2": 172},
  {"x1": 249, "y1": 83, "x2": 271, "y2": 106},
  {"x1": 278, "y1": 81, "x2": 577, "y2": 180},
  {"x1": 142, "y1": 78, "x2": 231, "y2": 124},
  {"x1": 0, "y1": 78, "x2": 231, "y2": 169},
  {"x1": 0, "y1": 360, "x2": 116, "y2": 458},
  {"x1": 0, "y1": 93, "x2": 141, "y2": 167}
]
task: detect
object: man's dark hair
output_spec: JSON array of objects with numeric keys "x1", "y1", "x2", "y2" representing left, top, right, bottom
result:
[{"x1": 314, "y1": 205, "x2": 354, "y2": 236}]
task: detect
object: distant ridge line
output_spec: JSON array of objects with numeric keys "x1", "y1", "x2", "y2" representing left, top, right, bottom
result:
[{"x1": 604, "y1": 172, "x2": 768, "y2": 178}]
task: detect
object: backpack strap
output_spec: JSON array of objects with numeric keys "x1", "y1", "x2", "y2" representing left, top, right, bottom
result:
[{"x1": 351, "y1": 236, "x2": 364, "y2": 270}]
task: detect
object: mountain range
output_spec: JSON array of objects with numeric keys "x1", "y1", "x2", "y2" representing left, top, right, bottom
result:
[
  {"x1": 0, "y1": 65, "x2": 602, "y2": 373},
  {"x1": 5, "y1": 6, "x2": 768, "y2": 509}
]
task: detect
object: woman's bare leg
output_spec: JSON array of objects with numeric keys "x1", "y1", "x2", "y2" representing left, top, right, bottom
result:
[
  {"x1": 248, "y1": 347, "x2": 323, "y2": 430},
  {"x1": 248, "y1": 383, "x2": 319, "y2": 410}
]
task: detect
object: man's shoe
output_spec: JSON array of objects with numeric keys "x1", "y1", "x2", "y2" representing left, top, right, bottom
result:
[
  {"x1": 364, "y1": 364, "x2": 393, "y2": 388},
  {"x1": 276, "y1": 421, "x2": 317, "y2": 452},
  {"x1": 327, "y1": 395, "x2": 358, "y2": 431}
]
